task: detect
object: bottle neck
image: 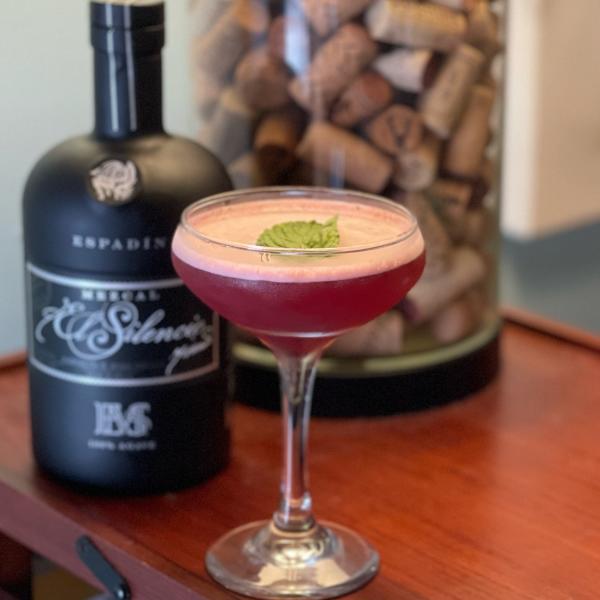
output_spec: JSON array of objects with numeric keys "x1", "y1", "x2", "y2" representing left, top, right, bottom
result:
[{"x1": 94, "y1": 48, "x2": 163, "y2": 139}]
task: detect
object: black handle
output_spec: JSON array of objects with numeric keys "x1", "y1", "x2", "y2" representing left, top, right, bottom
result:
[{"x1": 76, "y1": 536, "x2": 131, "y2": 600}]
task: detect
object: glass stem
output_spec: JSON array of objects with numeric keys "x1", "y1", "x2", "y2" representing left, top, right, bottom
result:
[{"x1": 273, "y1": 350, "x2": 321, "y2": 533}]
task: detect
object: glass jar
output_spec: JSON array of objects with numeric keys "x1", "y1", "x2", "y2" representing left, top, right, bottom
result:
[{"x1": 189, "y1": 0, "x2": 504, "y2": 415}]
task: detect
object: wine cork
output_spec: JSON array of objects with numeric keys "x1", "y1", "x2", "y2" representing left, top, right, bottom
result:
[
  {"x1": 373, "y1": 49, "x2": 435, "y2": 94},
  {"x1": 399, "y1": 192, "x2": 451, "y2": 279},
  {"x1": 430, "y1": 291, "x2": 482, "y2": 344},
  {"x1": 428, "y1": 179, "x2": 473, "y2": 223},
  {"x1": 189, "y1": 0, "x2": 230, "y2": 37},
  {"x1": 431, "y1": 0, "x2": 476, "y2": 11},
  {"x1": 301, "y1": 0, "x2": 375, "y2": 37},
  {"x1": 365, "y1": 105, "x2": 423, "y2": 155},
  {"x1": 234, "y1": 47, "x2": 291, "y2": 111},
  {"x1": 297, "y1": 121, "x2": 393, "y2": 193},
  {"x1": 288, "y1": 24, "x2": 378, "y2": 115},
  {"x1": 466, "y1": 285, "x2": 487, "y2": 308},
  {"x1": 401, "y1": 246, "x2": 486, "y2": 324},
  {"x1": 254, "y1": 109, "x2": 304, "y2": 178},
  {"x1": 199, "y1": 87, "x2": 257, "y2": 165},
  {"x1": 284, "y1": 161, "x2": 335, "y2": 187},
  {"x1": 463, "y1": 207, "x2": 495, "y2": 248},
  {"x1": 228, "y1": 153, "x2": 272, "y2": 189},
  {"x1": 427, "y1": 179, "x2": 473, "y2": 217},
  {"x1": 420, "y1": 44, "x2": 485, "y2": 138},
  {"x1": 470, "y1": 157, "x2": 495, "y2": 208},
  {"x1": 467, "y1": 1, "x2": 501, "y2": 58},
  {"x1": 194, "y1": 69, "x2": 224, "y2": 121},
  {"x1": 331, "y1": 71, "x2": 394, "y2": 128},
  {"x1": 327, "y1": 311, "x2": 404, "y2": 357},
  {"x1": 194, "y1": 0, "x2": 270, "y2": 81},
  {"x1": 366, "y1": 0, "x2": 467, "y2": 53},
  {"x1": 255, "y1": 109, "x2": 303, "y2": 155},
  {"x1": 393, "y1": 134, "x2": 441, "y2": 191},
  {"x1": 443, "y1": 85, "x2": 495, "y2": 178},
  {"x1": 268, "y1": 14, "x2": 312, "y2": 75}
]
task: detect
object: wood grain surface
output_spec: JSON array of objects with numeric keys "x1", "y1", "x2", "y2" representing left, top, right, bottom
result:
[{"x1": 0, "y1": 323, "x2": 599, "y2": 599}]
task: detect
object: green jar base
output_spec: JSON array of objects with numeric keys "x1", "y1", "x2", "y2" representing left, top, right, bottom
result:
[{"x1": 233, "y1": 320, "x2": 502, "y2": 417}]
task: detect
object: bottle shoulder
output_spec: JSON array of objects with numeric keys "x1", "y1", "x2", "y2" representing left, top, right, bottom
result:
[
  {"x1": 24, "y1": 132, "x2": 231, "y2": 203},
  {"x1": 25, "y1": 134, "x2": 96, "y2": 177},
  {"x1": 22, "y1": 132, "x2": 232, "y2": 277},
  {"x1": 143, "y1": 133, "x2": 233, "y2": 195}
]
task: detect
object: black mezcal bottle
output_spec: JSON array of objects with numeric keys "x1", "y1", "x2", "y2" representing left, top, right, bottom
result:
[{"x1": 22, "y1": 0, "x2": 232, "y2": 493}]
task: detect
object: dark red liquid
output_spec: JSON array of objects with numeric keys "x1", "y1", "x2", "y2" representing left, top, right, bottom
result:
[{"x1": 173, "y1": 252, "x2": 425, "y2": 355}]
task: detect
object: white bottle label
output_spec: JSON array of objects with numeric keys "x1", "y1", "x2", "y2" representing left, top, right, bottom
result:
[{"x1": 27, "y1": 263, "x2": 220, "y2": 387}]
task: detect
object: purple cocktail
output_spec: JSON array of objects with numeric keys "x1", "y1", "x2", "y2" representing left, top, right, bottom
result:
[{"x1": 172, "y1": 188, "x2": 424, "y2": 599}]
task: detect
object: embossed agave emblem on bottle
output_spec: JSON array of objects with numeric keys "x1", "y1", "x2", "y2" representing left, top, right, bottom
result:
[
  {"x1": 21, "y1": 0, "x2": 232, "y2": 492},
  {"x1": 89, "y1": 159, "x2": 139, "y2": 203}
]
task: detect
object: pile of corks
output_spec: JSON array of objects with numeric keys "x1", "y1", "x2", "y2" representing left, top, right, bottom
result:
[{"x1": 191, "y1": 0, "x2": 501, "y2": 356}]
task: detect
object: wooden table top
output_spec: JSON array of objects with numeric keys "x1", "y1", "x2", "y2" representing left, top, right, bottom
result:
[{"x1": 0, "y1": 322, "x2": 599, "y2": 600}]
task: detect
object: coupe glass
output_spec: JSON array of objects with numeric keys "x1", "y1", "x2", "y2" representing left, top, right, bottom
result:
[{"x1": 172, "y1": 187, "x2": 425, "y2": 599}]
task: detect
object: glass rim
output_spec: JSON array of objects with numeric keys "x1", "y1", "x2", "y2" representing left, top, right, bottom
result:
[{"x1": 179, "y1": 186, "x2": 420, "y2": 256}]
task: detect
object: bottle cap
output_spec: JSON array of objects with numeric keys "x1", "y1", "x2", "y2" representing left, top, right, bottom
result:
[
  {"x1": 91, "y1": 1, "x2": 165, "y2": 54},
  {"x1": 91, "y1": 1, "x2": 164, "y2": 30}
]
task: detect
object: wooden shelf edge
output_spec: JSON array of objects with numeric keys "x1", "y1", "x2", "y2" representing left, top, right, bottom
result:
[
  {"x1": 502, "y1": 306, "x2": 600, "y2": 352},
  {"x1": 0, "y1": 480, "x2": 232, "y2": 600},
  {"x1": 0, "y1": 352, "x2": 26, "y2": 371}
]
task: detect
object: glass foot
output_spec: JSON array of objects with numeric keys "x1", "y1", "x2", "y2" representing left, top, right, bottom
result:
[{"x1": 205, "y1": 520, "x2": 379, "y2": 599}]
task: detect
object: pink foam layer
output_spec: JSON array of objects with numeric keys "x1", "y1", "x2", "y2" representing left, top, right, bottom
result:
[{"x1": 172, "y1": 198, "x2": 425, "y2": 283}]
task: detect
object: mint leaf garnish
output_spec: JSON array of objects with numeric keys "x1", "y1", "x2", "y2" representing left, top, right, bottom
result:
[{"x1": 257, "y1": 216, "x2": 340, "y2": 249}]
